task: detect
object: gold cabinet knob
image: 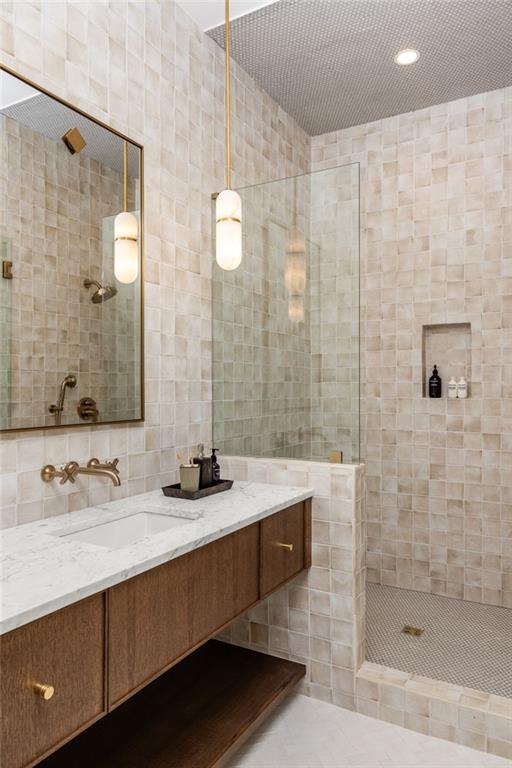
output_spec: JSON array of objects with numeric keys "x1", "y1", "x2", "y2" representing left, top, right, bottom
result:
[
  {"x1": 274, "y1": 542, "x2": 294, "y2": 552},
  {"x1": 33, "y1": 683, "x2": 55, "y2": 701}
]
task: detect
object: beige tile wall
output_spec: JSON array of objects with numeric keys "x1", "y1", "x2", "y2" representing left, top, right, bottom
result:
[
  {"x1": 312, "y1": 88, "x2": 512, "y2": 608},
  {"x1": 0, "y1": 0, "x2": 310, "y2": 526},
  {"x1": 310, "y1": 162, "x2": 360, "y2": 462}
]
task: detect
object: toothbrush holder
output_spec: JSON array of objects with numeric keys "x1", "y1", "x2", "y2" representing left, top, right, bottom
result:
[{"x1": 179, "y1": 464, "x2": 200, "y2": 493}]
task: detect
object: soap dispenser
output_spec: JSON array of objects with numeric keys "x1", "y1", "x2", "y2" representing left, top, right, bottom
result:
[
  {"x1": 193, "y1": 444, "x2": 213, "y2": 488},
  {"x1": 429, "y1": 365, "x2": 442, "y2": 398},
  {"x1": 211, "y1": 448, "x2": 221, "y2": 483},
  {"x1": 448, "y1": 377, "x2": 458, "y2": 399}
]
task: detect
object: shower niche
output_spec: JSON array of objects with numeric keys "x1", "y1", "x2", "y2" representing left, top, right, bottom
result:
[
  {"x1": 421, "y1": 322, "x2": 472, "y2": 398},
  {"x1": 0, "y1": 66, "x2": 143, "y2": 432}
]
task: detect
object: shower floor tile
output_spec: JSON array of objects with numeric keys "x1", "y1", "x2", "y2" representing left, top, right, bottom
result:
[{"x1": 366, "y1": 584, "x2": 512, "y2": 698}]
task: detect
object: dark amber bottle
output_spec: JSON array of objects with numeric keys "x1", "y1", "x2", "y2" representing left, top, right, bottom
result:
[{"x1": 429, "y1": 365, "x2": 442, "y2": 398}]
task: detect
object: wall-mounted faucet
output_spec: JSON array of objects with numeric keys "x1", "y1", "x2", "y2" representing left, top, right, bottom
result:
[
  {"x1": 74, "y1": 458, "x2": 121, "y2": 486},
  {"x1": 41, "y1": 458, "x2": 121, "y2": 487},
  {"x1": 48, "y1": 374, "x2": 77, "y2": 425}
]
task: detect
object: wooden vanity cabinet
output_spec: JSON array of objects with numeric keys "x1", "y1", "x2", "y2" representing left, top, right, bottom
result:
[
  {"x1": 260, "y1": 501, "x2": 310, "y2": 597},
  {"x1": 0, "y1": 594, "x2": 106, "y2": 768},
  {"x1": 108, "y1": 523, "x2": 260, "y2": 706},
  {"x1": 1, "y1": 499, "x2": 311, "y2": 768}
]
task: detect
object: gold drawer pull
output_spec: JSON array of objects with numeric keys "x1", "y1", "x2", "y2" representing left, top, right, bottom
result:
[
  {"x1": 33, "y1": 683, "x2": 55, "y2": 701},
  {"x1": 274, "y1": 542, "x2": 294, "y2": 552}
]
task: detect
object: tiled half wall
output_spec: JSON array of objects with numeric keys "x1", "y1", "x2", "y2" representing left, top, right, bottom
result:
[{"x1": 218, "y1": 456, "x2": 366, "y2": 708}]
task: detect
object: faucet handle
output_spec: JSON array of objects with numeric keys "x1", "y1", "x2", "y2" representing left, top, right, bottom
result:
[
  {"x1": 108, "y1": 458, "x2": 119, "y2": 469},
  {"x1": 62, "y1": 461, "x2": 79, "y2": 484}
]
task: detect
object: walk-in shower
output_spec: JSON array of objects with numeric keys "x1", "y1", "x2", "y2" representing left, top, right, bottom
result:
[{"x1": 212, "y1": 161, "x2": 360, "y2": 463}]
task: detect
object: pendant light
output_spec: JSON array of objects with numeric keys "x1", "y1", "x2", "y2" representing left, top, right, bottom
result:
[
  {"x1": 114, "y1": 140, "x2": 139, "y2": 284},
  {"x1": 285, "y1": 176, "x2": 306, "y2": 322},
  {"x1": 215, "y1": 0, "x2": 242, "y2": 271}
]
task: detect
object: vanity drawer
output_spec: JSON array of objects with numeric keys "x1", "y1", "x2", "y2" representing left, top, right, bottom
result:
[
  {"x1": 260, "y1": 502, "x2": 308, "y2": 597},
  {"x1": 108, "y1": 523, "x2": 259, "y2": 707},
  {"x1": 0, "y1": 594, "x2": 106, "y2": 768}
]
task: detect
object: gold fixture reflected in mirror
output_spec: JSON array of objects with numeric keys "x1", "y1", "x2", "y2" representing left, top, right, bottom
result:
[
  {"x1": 77, "y1": 397, "x2": 99, "y2": 422},
  {"x1": 48, "y1": 374, "x2": 77, "y2": 425},
  {"x1": 61, "y1": 126, "x2": 86, "y2": 154},
  {"x1": 84, "y1": 278, "x2": 117, "y2": 304}
]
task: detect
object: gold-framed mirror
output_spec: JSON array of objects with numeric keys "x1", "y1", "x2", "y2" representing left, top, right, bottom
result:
[{"x1": 0, "y1": 66, "x2": 144, "y2": 432}]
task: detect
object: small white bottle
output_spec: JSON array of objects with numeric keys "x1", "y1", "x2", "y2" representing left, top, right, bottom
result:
[
  {"x1": 457, "y1": 377, "x2": 468, "y2": 399},
  {"x1": 448, "y1": 377, "x2": 458, "y2": 399}
]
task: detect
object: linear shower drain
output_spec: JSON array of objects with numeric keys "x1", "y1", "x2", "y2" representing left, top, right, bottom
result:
[{"x1": 401, "y1": 625, "x2": 424, "y2": 636}]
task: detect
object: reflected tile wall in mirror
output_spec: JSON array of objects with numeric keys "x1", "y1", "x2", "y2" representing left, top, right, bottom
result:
[{"x1": 0, "y1": 68, "x2": 142, "y2": 432}]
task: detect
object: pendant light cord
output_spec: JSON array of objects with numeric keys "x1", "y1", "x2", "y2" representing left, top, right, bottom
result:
[
  {"x1": 123, "y1": 140, "x2": 128, "y2": 212},
  {"x1": 225, "y1": 0, "x2": 231, "y2": 190}
]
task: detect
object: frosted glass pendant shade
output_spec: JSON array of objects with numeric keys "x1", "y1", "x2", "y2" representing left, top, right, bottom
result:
[
  {"x1": 216, "y1": 189, "x2": 242, "y2": 271},
  {"x1": 114, "y1": 211, "x2": 139, "y2": 284}
]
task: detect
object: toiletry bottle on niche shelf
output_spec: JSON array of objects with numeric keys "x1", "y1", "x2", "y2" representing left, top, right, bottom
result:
[
  {"x1": 448, "y1": 377, "x2": 458, "y2": 399},
  {"x1": 429, "y1": 365, "x2": 442, "y2": 398},
  {"x1": 457, "y1": 377, "x2": 468, "y2": 399}
]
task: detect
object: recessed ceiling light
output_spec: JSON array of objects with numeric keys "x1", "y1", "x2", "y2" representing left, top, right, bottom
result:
[{"x1": 395, "y1": 48, "x2": 420, "y2": 65}]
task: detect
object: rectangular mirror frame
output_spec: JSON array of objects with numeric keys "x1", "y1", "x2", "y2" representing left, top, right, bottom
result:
[{"x1": 0, "y1": 64, "x2": 144, "y2": 434}]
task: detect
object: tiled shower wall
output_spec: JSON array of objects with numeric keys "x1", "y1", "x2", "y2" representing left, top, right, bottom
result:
[
  {"x1": 0, "y1": 0, "x2": 310, "y2": 525},
  {"x1": 310, "y1": 163, "x2": 360, "y2": 462},
  {"x1": 312, "y1": 87, "x2": 512, "y2": 608}
]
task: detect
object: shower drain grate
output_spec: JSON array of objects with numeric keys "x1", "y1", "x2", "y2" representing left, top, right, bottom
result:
[{"x1": 401, "y1": 624, "x2": 424, "y2": 636}]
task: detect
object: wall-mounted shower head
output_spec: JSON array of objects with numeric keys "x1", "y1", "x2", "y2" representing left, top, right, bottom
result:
[{"x1": 84, "y1": 279, "x2": 117, "y2": 304}]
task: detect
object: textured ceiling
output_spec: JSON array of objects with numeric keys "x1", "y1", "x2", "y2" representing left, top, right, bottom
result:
[{"x1": 208, "y1": 0, "x2": 512, "y2": 135}]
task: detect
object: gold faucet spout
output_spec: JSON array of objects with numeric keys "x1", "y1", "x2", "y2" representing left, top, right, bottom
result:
[{"x1": 74, "y1": 458, "x2": 121, "y2": 486}]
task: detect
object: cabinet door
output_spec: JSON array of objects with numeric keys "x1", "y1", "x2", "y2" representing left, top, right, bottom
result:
[
  {"x1": 260, "y1": 502, "x2": 306, "y2": 597},
  {"x1": 0, "y1": 595, "x2": 105, "y2": 768},
  {"x1": 108, "y1": 523, "x2": 259, "y2": 707}
]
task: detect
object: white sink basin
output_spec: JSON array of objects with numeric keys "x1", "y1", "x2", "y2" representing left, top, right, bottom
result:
[{"x1": 60, "y1": 512, "x2": 193, "y2": 550}]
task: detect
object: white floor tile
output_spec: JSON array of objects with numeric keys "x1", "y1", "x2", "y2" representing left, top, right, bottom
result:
[{"x1": 227, "y1": 694, "x2": 512, "y2": 768}]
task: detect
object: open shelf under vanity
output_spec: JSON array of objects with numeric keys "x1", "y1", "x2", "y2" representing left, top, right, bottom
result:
[{"x1": 38, "y1": 640, "x2": 305, "y2": 768}]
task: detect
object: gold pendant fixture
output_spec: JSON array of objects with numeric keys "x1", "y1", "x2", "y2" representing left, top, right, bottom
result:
[
  {"x1": 114, "y1": 139, "x2": 139, "y2": 284},
  {"x1": 215, "y1": 0, "x2": 242, "y2": 271}
]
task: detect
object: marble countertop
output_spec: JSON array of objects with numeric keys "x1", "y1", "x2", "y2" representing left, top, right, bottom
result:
[{"x1": 0, "y1": 482, "x2": 313, "y2": 635}]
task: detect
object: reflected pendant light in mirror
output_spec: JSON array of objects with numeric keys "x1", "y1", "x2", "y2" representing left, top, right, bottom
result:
[
  {"x1": 114, "y1": 140, "x2": 139, "y2": 284},
  {"x1": 216, "y1": 0, "x2": 242, "y2": 271}
]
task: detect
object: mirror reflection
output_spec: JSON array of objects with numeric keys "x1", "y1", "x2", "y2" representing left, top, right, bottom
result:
[{"x1": 0, "y1": 68, "x2": 143, "y2": 431}]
